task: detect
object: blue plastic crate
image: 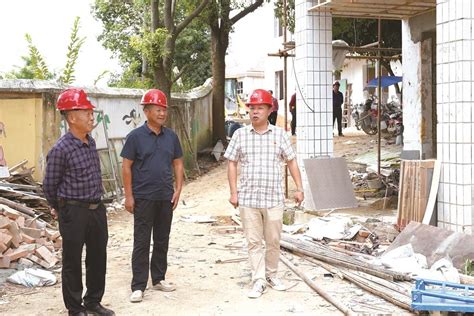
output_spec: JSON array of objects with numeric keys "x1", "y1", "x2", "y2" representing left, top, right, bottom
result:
[{"x1": 412, "y1": 278, "x2": 474, "y2": 312}]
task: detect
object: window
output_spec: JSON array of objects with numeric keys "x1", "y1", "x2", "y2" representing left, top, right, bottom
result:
[
  {"x1": 274, "y1": 16, "x2": 283, "y2": 37},
  {"x1": 237, "y1": 81, "x2": 243, "y2": 95}
]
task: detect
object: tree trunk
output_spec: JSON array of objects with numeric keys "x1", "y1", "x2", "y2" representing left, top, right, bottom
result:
[
  {"x1": 210, "y1": 27, "x2": 228, "y2": 143},
  {"x1": 381, "y1": 58, "x2": 401, "y2": 96}
]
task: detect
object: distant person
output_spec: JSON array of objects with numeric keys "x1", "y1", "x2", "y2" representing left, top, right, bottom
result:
[
  {"x1": 333, "y1": 81, "x2": 344, "y2": 136},
  {"x1": 224, "y1": 89, "x2": 304, "y2": 299},
  {"x1": 268, "y1": 90, "x2": 279, "y2": 125},
  {"x1": 289, "y1": 92, "x2": 296, "y2": 136},
  {"x1": 43, "y1": 88, "x2": 114, "y2": 316},
  {"x1": 121, "y1": 89, "x2": 184, "y2": 303}
]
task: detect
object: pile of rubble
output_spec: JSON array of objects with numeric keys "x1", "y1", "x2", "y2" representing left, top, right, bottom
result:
[
  {"x1": 0, "y1": 205, "x2": 61, "y2": 269},
  {"x1": 0, "y1": 160, "x2": 60, "y2": 270}
]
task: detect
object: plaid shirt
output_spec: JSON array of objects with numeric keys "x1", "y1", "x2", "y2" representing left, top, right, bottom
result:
[
  {"x1": 43, "y1": 132, "x2": 102, "y2": 209},
  {"x1": 224, "y1": 124, "x2": 296, "y2": 208}
]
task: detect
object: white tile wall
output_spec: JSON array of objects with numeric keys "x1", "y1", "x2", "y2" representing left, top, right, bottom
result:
[
  {"x1": 295, "y1": 0, "x2": 334, "y2": 208},
  {"x1": 437, "y1": 0, "x2": 474, "y2": 234}
]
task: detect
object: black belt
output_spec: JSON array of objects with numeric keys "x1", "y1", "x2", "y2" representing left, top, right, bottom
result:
[{"x1": 58, "y1": 198, "x2": 101, "y2": 210}]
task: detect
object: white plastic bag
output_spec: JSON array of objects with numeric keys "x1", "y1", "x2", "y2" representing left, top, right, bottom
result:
[{"x1": 7, "y1": 268, "x2": 57, "y2": 287}]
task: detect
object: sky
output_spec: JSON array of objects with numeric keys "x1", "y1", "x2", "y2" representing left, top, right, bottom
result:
[{"x1": 0, "y1": 0, "x2": 121, "y2": 87}]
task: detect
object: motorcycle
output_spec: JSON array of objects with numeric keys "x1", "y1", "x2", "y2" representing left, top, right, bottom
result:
[{"x1": 351, "y1": 96, "x2": 403, "y2": 137}]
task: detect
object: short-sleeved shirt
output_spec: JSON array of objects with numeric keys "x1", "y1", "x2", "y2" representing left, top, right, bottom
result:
[
  {"x1": 120, "y1": 123, "x2": 183, "y2": 200},
  {"x1": 43, "y1": 132, "x2": 103, "y2": 210},
  {"x1": 224, "y1": 124, "x2": 296, "y2": 208}
]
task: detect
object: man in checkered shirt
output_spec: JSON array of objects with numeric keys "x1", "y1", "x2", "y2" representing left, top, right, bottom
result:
[{"x1": 224, "y1": 89, "x2": 304, "y2": 299}]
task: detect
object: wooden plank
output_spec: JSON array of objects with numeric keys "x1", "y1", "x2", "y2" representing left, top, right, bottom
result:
[{"x1": 422, "y1": 160, "x2": 441, "y2": 225}]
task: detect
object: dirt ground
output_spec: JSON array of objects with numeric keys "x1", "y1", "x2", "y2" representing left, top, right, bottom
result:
[{"x1": 0, "y1": 128, "x2": 411, "y2": 315}]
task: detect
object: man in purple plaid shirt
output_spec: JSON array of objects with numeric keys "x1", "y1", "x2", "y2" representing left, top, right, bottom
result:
[{"x1": 43, "y1": 88, "x2": 114, "y2": 316}]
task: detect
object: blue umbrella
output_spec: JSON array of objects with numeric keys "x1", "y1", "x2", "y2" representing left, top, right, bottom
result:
[{"x1": 366, "y1": 76, "x2": 402, "y2": 88}]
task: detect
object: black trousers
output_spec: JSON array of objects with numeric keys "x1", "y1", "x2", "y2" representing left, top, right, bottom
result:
[
  {"x1": 131, "y1": 199, "x2": 173, "y2": 291},
  {"x1": 333, "y1": 108, "x2": 343, "y2": 135},
  {"x1": 290, "y1": 109, "x2": 296, "y2": 135},
  {"x1": 58, "y1": 203, "x2": 108, "y2": 313},
  {"x1": 268, "y1": 111, "x2": 277, "y2": 125}
]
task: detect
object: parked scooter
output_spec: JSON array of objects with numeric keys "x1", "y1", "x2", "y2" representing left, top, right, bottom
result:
[{"x1": 351, "y1": 96, "x2": 403, "y2": 137}]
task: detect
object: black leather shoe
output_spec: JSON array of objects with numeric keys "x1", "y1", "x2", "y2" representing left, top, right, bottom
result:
[
  {"x1": 85, "y1": 304, "x2": 115, "y2": 316},
  {"x1": 68, "y1": 311, "x2": 87, "y2": 316}
]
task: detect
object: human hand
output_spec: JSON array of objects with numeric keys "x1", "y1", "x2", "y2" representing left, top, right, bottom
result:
[
  {"x1": 171, "y1": 191, "x2": 181, "y2": 210},
  {"x1": 50, "y1": 208, "x2": 58, "y2": 220},
  {"x1": 125, "y1": 195, "x2": 135, "y2": 214},
  {"x1": 229, "y1": 192, "x2": 239, "y2": 208},
  {"x1": 294, "y1": 191, "x2": 304, "y2": 207}
]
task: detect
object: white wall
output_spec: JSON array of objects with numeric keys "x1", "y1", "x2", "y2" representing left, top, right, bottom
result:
[{"x1": 402, "y1": 12, "x2": 436, "y2": 154}]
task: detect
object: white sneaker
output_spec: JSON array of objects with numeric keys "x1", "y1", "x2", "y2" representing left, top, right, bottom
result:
[
  {"x1": 266, "y1": 277, "x2": 287, "y2": 291},
  {"x1": 152, "y1": 280, "x2": 176, "y2": 292},
  {"x1": 130, "y1": 290, "x2": 143, "y2": 303},
  {"x1": 247, "y1": 279, "x2": 267, "y2": 299}
]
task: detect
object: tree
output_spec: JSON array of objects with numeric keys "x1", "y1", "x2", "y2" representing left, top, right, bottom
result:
[
  {"x1": 93, "y1": 0, "x2": 211, "y2": 95},
  {"x1": 206, "y1": 0, "x2": 265, "y2": 143}
]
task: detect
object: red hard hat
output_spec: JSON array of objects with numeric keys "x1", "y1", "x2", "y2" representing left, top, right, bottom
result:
[
  {"x1": 56, "y1": 88, "x2": 95, "y2": 111},
  {"x1": 141, "y1": 89, "x2": 167, "y2": 107},
  {"x1": 246, "y1": 89, "x2": 273, "y2": 107}
]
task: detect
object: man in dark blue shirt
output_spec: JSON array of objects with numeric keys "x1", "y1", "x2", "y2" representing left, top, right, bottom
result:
[
  {"x1": 333, "y1": 81, "x2": 344, "y2": 137},
  {"x1": 43, "y1": 88, "x2": 114, "y2": 316},
  {"x1": 121, "y1": 89, "x2": 184, "y2": 303}
]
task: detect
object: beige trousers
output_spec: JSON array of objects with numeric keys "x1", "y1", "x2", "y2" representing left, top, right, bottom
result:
[{"x1": 239, "y1": 205, "x2": 283, "y2": 282}]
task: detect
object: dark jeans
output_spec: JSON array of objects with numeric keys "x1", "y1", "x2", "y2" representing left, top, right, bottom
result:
[
  {"x1": 290, "y1": 109, "x2": 296, "y2": 135},
  {"x1": 131, "y1": 199, "x2": 173, "y2": 291},
  {"x1": 333, "y1": 108, "x2": 343, "y2": 135},
  {"x1": 58, "y1": 203, "x2": 108, "y2": 313},
  {"x1": 268, "y1": 111, "x2": 277, "y2": 125}
]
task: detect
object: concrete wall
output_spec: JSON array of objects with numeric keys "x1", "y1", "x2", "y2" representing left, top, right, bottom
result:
[
  {"x1": 402, "y1": 11, "x2": 436, "y2": 157},
  {"x1": 0, "y1": 79, "x2": 213, "y2": 181}
]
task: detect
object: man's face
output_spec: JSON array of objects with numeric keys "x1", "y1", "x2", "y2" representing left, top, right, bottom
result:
[
  {"x1": 249, "y1": 104, "x2": 272, "y2": 125},
  {"x1": 68, "y1": 109, "x2": 94, "y2": 133},
  {"x1": 144, "y1": 105, "x2": 167, "y2": 127},
  {"x1": 333, "y1": 84, "x2": 340, "y2": 92}
]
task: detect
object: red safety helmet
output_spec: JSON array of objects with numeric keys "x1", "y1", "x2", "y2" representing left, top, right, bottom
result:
[
  {"x1": 246, "y1": 89, "x2": 273, "y2": 107},
  {"x1": 141, "y1": 89, "x2": 167, "y2": 108},
  {"x1": 56, "y1": 88, "x2": 95, "y2": 111}
]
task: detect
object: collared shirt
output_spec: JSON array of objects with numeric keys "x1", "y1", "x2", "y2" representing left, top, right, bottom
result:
[
  {"x1": 43, "y1": 132, "x2": 103, "y2": 210},
  {"x1": 333, "y1": 90, "x2": 344, "y2": 110},
  {"x1": 224, "y1": 124, "x2": 296, "y2": 208},
  {"x1": 120, "y1": 123, "x2": 183, "y2": 200}
]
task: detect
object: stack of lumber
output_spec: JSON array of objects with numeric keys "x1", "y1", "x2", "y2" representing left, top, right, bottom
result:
[
  {"x1": 0, "y1": 160, "x2": 53, "y2": 223},
  {"x1": 0, "y1": 204, "x2": 61, "y2": 270}
]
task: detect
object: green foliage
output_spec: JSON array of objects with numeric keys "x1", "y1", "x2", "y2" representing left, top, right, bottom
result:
[
  {"x1": 274, "y1": 0, "x2": 294, "y2": 33},
  {"x1": 464, "y1": 258, "x2": 473, "y2": 276},
  {"x1": 333, "y1": 18, "x2": 401, "y2": 48},
  {"x1": 25, "y1": 33, "x2": 52, "y2": 80},
  {"x1": 93, "y1": 70, "x2": 110, "y2": 86},
  {"x1": 92, "y1": 0, "x2": 211, "y2": 90},
  {"x1": 2, "y1": 56, "x2": 36, "y2": 79},
  {"x1": 130, "y1": 28, "x2": 170, "y2": 67},
  {"x1": 59, "y1": 17, "x2": 86, "y2": 84}
]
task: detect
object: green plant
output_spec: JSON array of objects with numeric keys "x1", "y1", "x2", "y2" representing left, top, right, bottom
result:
[
  {"x1": 25, "y1": 33, "x2": 52, "y2": 80},
  {"x1": 463, "y1": 258, "x2": 473, "y2": 276},
  {"x1": 59, "y1": 17, "x2": 86, "y2": 84}
]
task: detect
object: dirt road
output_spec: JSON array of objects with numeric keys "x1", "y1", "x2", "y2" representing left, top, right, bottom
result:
[{"x1": 1, "y1": 131, "x2": 409, "y2": 315}]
